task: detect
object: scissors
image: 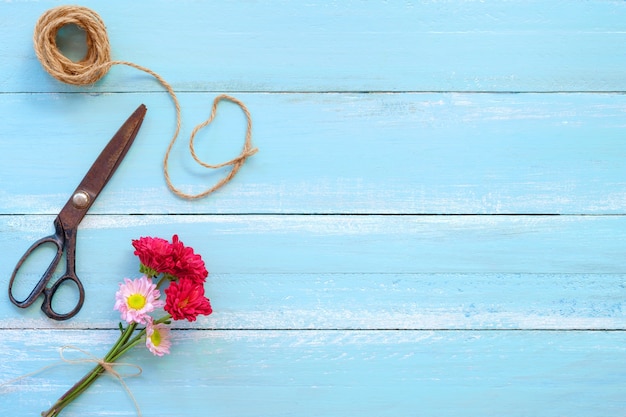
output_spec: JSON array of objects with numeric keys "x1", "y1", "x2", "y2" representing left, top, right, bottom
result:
[{"x1": 8, "y1": 104, "x2": 147, "y2": 321}]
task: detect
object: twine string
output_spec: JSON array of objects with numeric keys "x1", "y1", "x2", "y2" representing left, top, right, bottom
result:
[
  {"x1": 58, "y1": 346, "x2": 143, "y2": 417},
  {"x1": 33, "y1": 5, "x2": 257, "y2": 200},
  {"x1": 0, "y1": 345, "x2": 143, "y2": 417}
]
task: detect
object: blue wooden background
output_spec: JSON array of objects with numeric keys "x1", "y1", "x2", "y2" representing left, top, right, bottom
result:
[{"x1": 1, "y1": 1, "x2": 626, "y2": 415}]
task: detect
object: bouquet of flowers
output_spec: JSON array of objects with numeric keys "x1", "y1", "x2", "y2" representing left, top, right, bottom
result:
[{"x1": 42, "y1": 235, "x2": 213, "y2": 417}]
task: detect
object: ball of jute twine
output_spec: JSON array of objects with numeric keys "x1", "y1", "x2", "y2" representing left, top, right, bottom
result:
[{"x1": 33, "y1": 5, "x2": 258, "y2": 200}]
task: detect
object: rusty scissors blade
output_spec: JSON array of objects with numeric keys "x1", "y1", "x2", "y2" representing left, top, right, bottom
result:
[{"x1": 8, "y1": 104, "x2": 147, "y2": 320}]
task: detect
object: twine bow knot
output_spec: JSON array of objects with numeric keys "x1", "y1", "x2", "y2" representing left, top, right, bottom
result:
[
  {"x1": 1, "y1": 345, "x2": 143, "y2": 416},
  {"x1": 57, "y1": 345, "x2": 143, "y2": 417}
]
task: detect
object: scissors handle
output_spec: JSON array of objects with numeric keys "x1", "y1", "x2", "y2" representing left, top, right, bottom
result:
[
  {"x1": 40, "y1": 272, "x2": 85, "y2": 321},
  {"x1": 8, "y1": 218, "x2": 85, "y2": 320}
]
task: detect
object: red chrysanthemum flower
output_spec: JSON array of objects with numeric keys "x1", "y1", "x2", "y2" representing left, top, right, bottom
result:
[
  {"x1": 168, "y1": 235, "x2": 209, "y2": 284},
  {"x1": 164, "y1": 278, "x2": 213, "y2": 322},
  {"x1": 132, "y1": 236, "x2": 175, "y2": 277}
]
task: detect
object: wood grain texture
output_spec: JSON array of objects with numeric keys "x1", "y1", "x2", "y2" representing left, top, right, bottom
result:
[
  {"x1": 1, "y1": 92, "x2": 626, "y2": 215},
  {"x1": 1, "y1": 215, "x2": 625, "y2": 330},
  {"x1": 2, "y1": 0, "x2": 626, "y2": 93},
  {"x1": 1, "y1": 1, "x2": 625, "y2": 416},
  {"x1": 2, "y1": 330, "x2": 626, "y2": 417},
  {"x1": 4, "y1": 271, "x2": 626, "y2": 332},
  {"x1": 2, "y1": 214, "x2": 626, "y2": 275}
]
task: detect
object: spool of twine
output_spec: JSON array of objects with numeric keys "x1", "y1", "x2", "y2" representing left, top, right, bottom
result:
[{"x1": 33, "y1": 5, "x2": 258, "y2": 200}]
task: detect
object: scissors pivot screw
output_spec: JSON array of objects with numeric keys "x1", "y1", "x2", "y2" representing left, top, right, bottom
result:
[{"x1": 71, "y1": 190, "x2": 90, "y2": 209}]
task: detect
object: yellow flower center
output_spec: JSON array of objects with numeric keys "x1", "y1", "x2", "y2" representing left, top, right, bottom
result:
[
  {"x1": 150, "y1": 329, "x2": 162, "y2": 347},
  {"x1": 127, "y1": 294, "x2": 146, "y2": 310}
]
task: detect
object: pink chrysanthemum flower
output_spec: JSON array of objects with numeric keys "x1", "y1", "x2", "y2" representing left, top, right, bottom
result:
[
  {"x1": 145, "y1": 321, "x2": 171, "y2": 356},
  {"x1": 114, "y1": 276, "x2": 165, "y2": 324}
]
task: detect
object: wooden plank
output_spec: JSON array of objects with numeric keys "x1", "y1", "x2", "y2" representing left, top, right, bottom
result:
[
  {"x1": 3, "y1": 272, "x2": 624, "y2": 331},
  {"x1": 1, "y1": 214, "x2": 625, "y2": 330},
  {"x1": 2, "y1": 92, "x2": 626, "y2": 215},
  {"x1": 2, "y1": 329, "x2": 625, "y2": 416},
  {"x1": 2, "y1": 1, "x2": 626, "y2": 93},
  {"x1": 189, "y1": 272, "x2": 626, "y2": 331},
  {"x1": 3, "y1": 214, "x2": 625, "y2": 275}
]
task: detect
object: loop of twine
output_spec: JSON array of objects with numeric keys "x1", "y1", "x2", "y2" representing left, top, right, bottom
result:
[
  {"x1": 33, "y1": 5, "x2": 258, "y2": 200},
  {"x1": 0, "y1": 345, "x2": 143, "y2": 417}
]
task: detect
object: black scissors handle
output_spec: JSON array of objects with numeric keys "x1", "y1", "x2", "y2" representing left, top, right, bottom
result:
[
  {"x1": 8, "y1": 105, "x2": 146, "y2": 320},
  {"x1": 8, "y1": 218, "x2": 85, "y2": 320}
]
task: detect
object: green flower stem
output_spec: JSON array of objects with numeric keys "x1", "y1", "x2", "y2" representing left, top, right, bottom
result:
[
  {"x1": 155, "y1": 275, "x2": 169, "y2": 289},
  {"x1": 109, "y1": 332, "x2": 145, "y2": 362},
  {"x1": 40, "y1": 323, "x2": 141, "y2": 417},
  {"x1": 154, "y1": 314, "x2": 172, "y2": 325},
  {"x1": 109, "y1": 315, "x2": 170, "y2": 361}
]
